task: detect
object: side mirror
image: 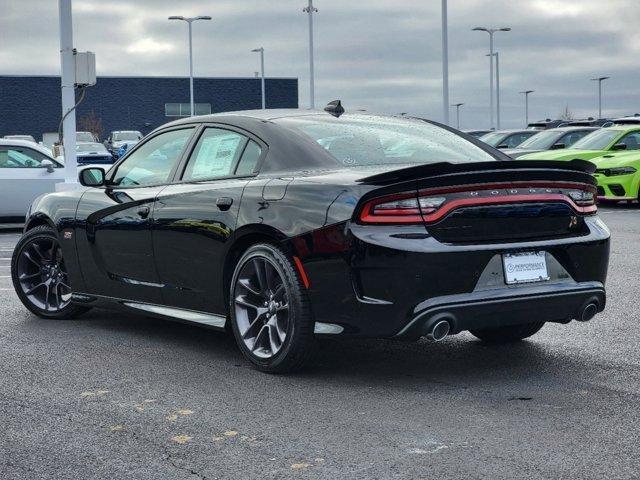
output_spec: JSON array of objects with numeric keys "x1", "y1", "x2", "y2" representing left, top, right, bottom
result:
[
  {"x1": 612, "y1": 143, "x2": 627, "y2": 151},
  {"x1": 550, "y1": 143, "x2": 566, "y2": 150},
  {"x1": 79, "y1": 167, "x2": 106, "y2": 187},
  {"x1": 496, "y1": 143, "x2": 508, "y2": 149},
  {"x1": 41, "y1": 159, "x2": 55, "y2": 173}
]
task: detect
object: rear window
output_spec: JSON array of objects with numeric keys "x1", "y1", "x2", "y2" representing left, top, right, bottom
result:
[{"x1": 275, "y1": 115, "x2": 497, "y2": 167}]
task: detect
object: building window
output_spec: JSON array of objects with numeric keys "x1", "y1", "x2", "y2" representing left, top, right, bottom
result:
[{"x1": 165, "y1": 103, "x2": 212, "y2": 117}]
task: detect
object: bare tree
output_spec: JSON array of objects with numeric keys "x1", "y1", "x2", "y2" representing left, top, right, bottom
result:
[
  {"x1": 559, "y1": 104, "x2": 574, "y2": 121},
  {"x1": 78, "y1": 110, "x2": 103, "y2": 140}
]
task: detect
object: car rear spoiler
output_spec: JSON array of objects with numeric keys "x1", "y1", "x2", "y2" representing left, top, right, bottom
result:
[{"x1": 357, "y1": 159, "x2": 597, "y2": 185}]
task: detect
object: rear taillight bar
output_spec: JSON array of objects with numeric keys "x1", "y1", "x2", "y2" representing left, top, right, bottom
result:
[{"x1": 358, "y1": 182, "x2": 597, "y2": 225}]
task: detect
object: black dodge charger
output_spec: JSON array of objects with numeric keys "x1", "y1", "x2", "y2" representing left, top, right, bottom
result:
[{"x1": 11, "y1": 107, "x2": 610, "y2": 372}]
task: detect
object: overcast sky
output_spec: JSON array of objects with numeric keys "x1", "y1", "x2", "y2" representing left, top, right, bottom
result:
[{"x1": 1, "y1": 0, "x2": 639, "y2": 129}]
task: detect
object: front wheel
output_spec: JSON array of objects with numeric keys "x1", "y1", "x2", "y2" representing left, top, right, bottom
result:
[
  {"x1": 469, "y1": 322, "x2": 545, "y2": 343},
  {"x1": 229, "y1": 244, "x2": 316, "y2": 373},
  {"x1": 11, "y1": 225, "x2": 90, "y2": 320}
]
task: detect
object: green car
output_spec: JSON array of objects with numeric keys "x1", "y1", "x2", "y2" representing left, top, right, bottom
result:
[
  {"x1": 518, "y1": 125, "x2": 640, "y2": 161},
  {"x1": 592, "y1": 151, "x2": 640, "y2": 201}
]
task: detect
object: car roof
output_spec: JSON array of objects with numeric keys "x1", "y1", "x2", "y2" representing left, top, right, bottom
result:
[
  {"x1": 602, "y1": 124, "x2": 640, "y2": 131},
  {"x1": 485, "y1": 129, "x2": 536, "y2": 135},
  {"x1": 547, "y1": 126, "x2": 599, "y2": 132},
  {"x1": 163, "y1": 109, "x2": 330, "y2": 127}
]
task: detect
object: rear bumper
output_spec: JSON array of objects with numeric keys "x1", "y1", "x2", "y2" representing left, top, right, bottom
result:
[
  {"x1": 395, "y1": 281, "x2": 605, "y2": 339},
  {"x1": 299, "y1": 216, "x2": 610, "y2": 339}
]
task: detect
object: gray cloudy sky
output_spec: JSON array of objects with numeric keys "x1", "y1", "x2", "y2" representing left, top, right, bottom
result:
[{"x1": 1, "y1": 0, "x2": 639, "y2": 128}]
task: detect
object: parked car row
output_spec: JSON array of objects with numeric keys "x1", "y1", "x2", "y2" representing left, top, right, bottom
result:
[
  {"x1": 518, "y1": 125, "x2": 640, "y2": 202},
  {"x1": 473, "y1": 122, "x2": 640, "y2": 202}
]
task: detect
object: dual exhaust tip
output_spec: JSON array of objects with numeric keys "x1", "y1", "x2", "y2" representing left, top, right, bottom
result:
[
  {"x1": 425, "y1": 319, "x2": 451, "y2": 342},
  {"x1": 578, "y1": 302, "x2": 598, "y2": 322},
  {"x1": 423, "y1": 301, "x2": 599, "y2": 342}
]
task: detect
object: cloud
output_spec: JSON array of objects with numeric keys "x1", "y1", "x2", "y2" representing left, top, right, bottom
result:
[
  {"x1": 0, "y1": 0, "x2": 639, "y2": 128},
  {"x1": 125, "y1": 38, "x2": 175, "y2": 55}
]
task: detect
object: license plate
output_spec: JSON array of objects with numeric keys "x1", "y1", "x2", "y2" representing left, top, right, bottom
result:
[{"x1": 502, "y1": 252, "x2": 549, "y2": 285}]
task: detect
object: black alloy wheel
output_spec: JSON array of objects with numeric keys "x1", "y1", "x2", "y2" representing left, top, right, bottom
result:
[
  {"x1": 230, "y1": 244, "x2": 315, "y2": 373},
  {"x1": 11, "y1": 225, "x2": 89, "y2": 319}
]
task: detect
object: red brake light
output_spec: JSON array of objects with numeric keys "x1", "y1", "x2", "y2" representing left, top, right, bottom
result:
[
  {"x1": 359, "y1": 193, "x2": 446, "y2": 224},
  {"x1": 358, "y1": 182, "x2": 596, "y2": 225}
]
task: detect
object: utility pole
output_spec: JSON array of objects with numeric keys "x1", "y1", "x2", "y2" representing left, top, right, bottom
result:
[
  {"x1": 473, "y1": 27, "x2": 511, "y2": 130},
  {"x1": 252, "y1": 48, "x2": 266, "y2": 109},
  {"x1": 451, "y1": 103, "x2": 464, "y2": 129},
  {"x1": 58, "y1": 0, "x2": 77, "y2": 186},
  {"x1": 303, "y1": 0, "x2": 317, "y2": 109},
  {"x1": 486, "y1": 52, "x2": 502, "y2": 128},
  {"x1": 520, "y1": 90, "x2": 534, "y2": 126},
  {"x1": 441, "y1": 0, "x2": 450, "y2": 125},
  {"x1": 168, "y1": 15, "x2": 212, "y2": 116},
  {"x1": 591, "y1": 76, "x2": 610, "y2": 119}
]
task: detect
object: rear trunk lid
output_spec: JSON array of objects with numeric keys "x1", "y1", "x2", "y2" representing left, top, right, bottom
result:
[{"x1": 356, "y1": 160, "x2": 597, "y2": 244}]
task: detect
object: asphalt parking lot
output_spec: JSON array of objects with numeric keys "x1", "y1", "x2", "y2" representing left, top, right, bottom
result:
[{"x1": 1, "y1": 205, "x2": 639, "y2": 480}]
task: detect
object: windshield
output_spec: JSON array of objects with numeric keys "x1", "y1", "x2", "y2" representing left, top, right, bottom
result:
[
  {"x1": 114, "y1": 132, "x2": 141, "y2": 141},
  {"x1": 275, "y1": 115, "x2": 497, "y2": 167},
  {"x1": 76, "y1": 143, "x2": 108, "y2": 153},
  {"x1": 517, "y1": 130, "x2": 564, "y2": 150},
  {"x1": 5, "y1": 135, "x2": 36, "y2": 142},
  {"x1": 76, "y1": 132, "x2": 94, "y2": 142},
  {"x1": 478, "y1": 132, "x2": 506, "y2": 147},
  {"x1": 571, "y1": 129, "x2": 619, "y2": 150}
]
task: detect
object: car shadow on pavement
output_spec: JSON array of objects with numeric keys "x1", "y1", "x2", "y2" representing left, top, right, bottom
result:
[{"x1": 28, "y1": 308, "x2": 596, "y2": 392}]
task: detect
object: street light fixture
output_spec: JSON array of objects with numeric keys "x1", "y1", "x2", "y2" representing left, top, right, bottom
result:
[
  {"x1": 591, "y1": 76, "x2": 610, "y2": 119},
  {"x1": 451, "y1": 103, "x2": 464, "y2": 129},
  {"x1": 168, "y1": 15, "x2": 212, "y2": 116},
  {"x1": 519, "y1": 90, "x2": 534, "y2": 126},
  {"x1": 473, "y1": 27, "x2": 511, "y2": 130},
  {"x1": 302, "y1": 0, "x2": 318, "y2": 109},
  {"x1": 251, "y1": 48, "x2": 265, "y2": 109}
]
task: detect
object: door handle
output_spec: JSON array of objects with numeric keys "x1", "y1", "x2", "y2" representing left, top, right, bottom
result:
[
  {"x1": 216, "y1": 197, "x2": 233, "y2": 211},
  {"x1": 137, "y1": 206, "x2": 151, "y2": 218}
]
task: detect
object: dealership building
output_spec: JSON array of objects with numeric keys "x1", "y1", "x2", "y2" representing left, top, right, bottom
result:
[{"x1": 0, "y1": 75, "x2": 298, "y2": 141}]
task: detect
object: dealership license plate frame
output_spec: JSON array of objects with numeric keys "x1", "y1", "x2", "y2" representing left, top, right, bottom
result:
[{"x1": 502, "y1": 251, "x2": 550, "y2": 285}]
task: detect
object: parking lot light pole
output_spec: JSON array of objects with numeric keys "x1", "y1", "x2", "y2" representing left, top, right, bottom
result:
[
  {"x1": 441, "y1": 0, "x2": 450, "y2": 125},
  {"x1": 591, "y1": 76, "x2": 610, "y2": 119},
  {"x1": 520, "y1": 90, "x2": 534, "y2": 126},
  {"x1": 473, "y1": 27, "x2": 510, "y2": 130},
  {"x1": 58, "y1": 0, "x2": 77, "y2": 186},
  {"x1": 486, "y1": 52, "x2": 501, "y2": 129},
  {"x1": 252, "y1": 48, "x2": 266, "y2": 109},
  {"x1": 303, "y1": 0, "x2": 317, "y2": 109},
  {"x1": 451, "y1": 103, "x2": 464, "y2": 129},
  {"x1": 168, "y1": 15, "x2": 212, "y2": 116}
]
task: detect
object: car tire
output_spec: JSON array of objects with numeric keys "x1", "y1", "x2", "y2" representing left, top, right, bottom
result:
[
  {"x1": 469, "y1": 322, "x2": 545, "y2": 344},
  {"x1": 11, "y1": 225, "x2": 90, "y2": 320},
  {"x1": 229, "y1": 243, "x2": 316, "y2": 373}
]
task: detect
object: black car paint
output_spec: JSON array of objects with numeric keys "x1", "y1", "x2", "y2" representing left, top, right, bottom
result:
[{"x1": 24, "y1": 110, "x2": 610, "y2": 339}]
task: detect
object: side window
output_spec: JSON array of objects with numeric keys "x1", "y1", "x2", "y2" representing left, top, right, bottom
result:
[
  {"x1": 0, "y1": 147, "x2": 57, "y2": 168},
  {"x1": 619, "y1": 132, "x2": 640, "y2": 150},
  {"x1": 235, "y1": 140, "x2": 262, "y2": 175},
  {"x1": 183, "y1": 128, "x2": 247, "y2": 181},
  {"x1": 502, "y1": 134, "x2": 522, "y2": 148},
  {"x1": 112, "y1": 128, "x2": 194, "y2": 186}
]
